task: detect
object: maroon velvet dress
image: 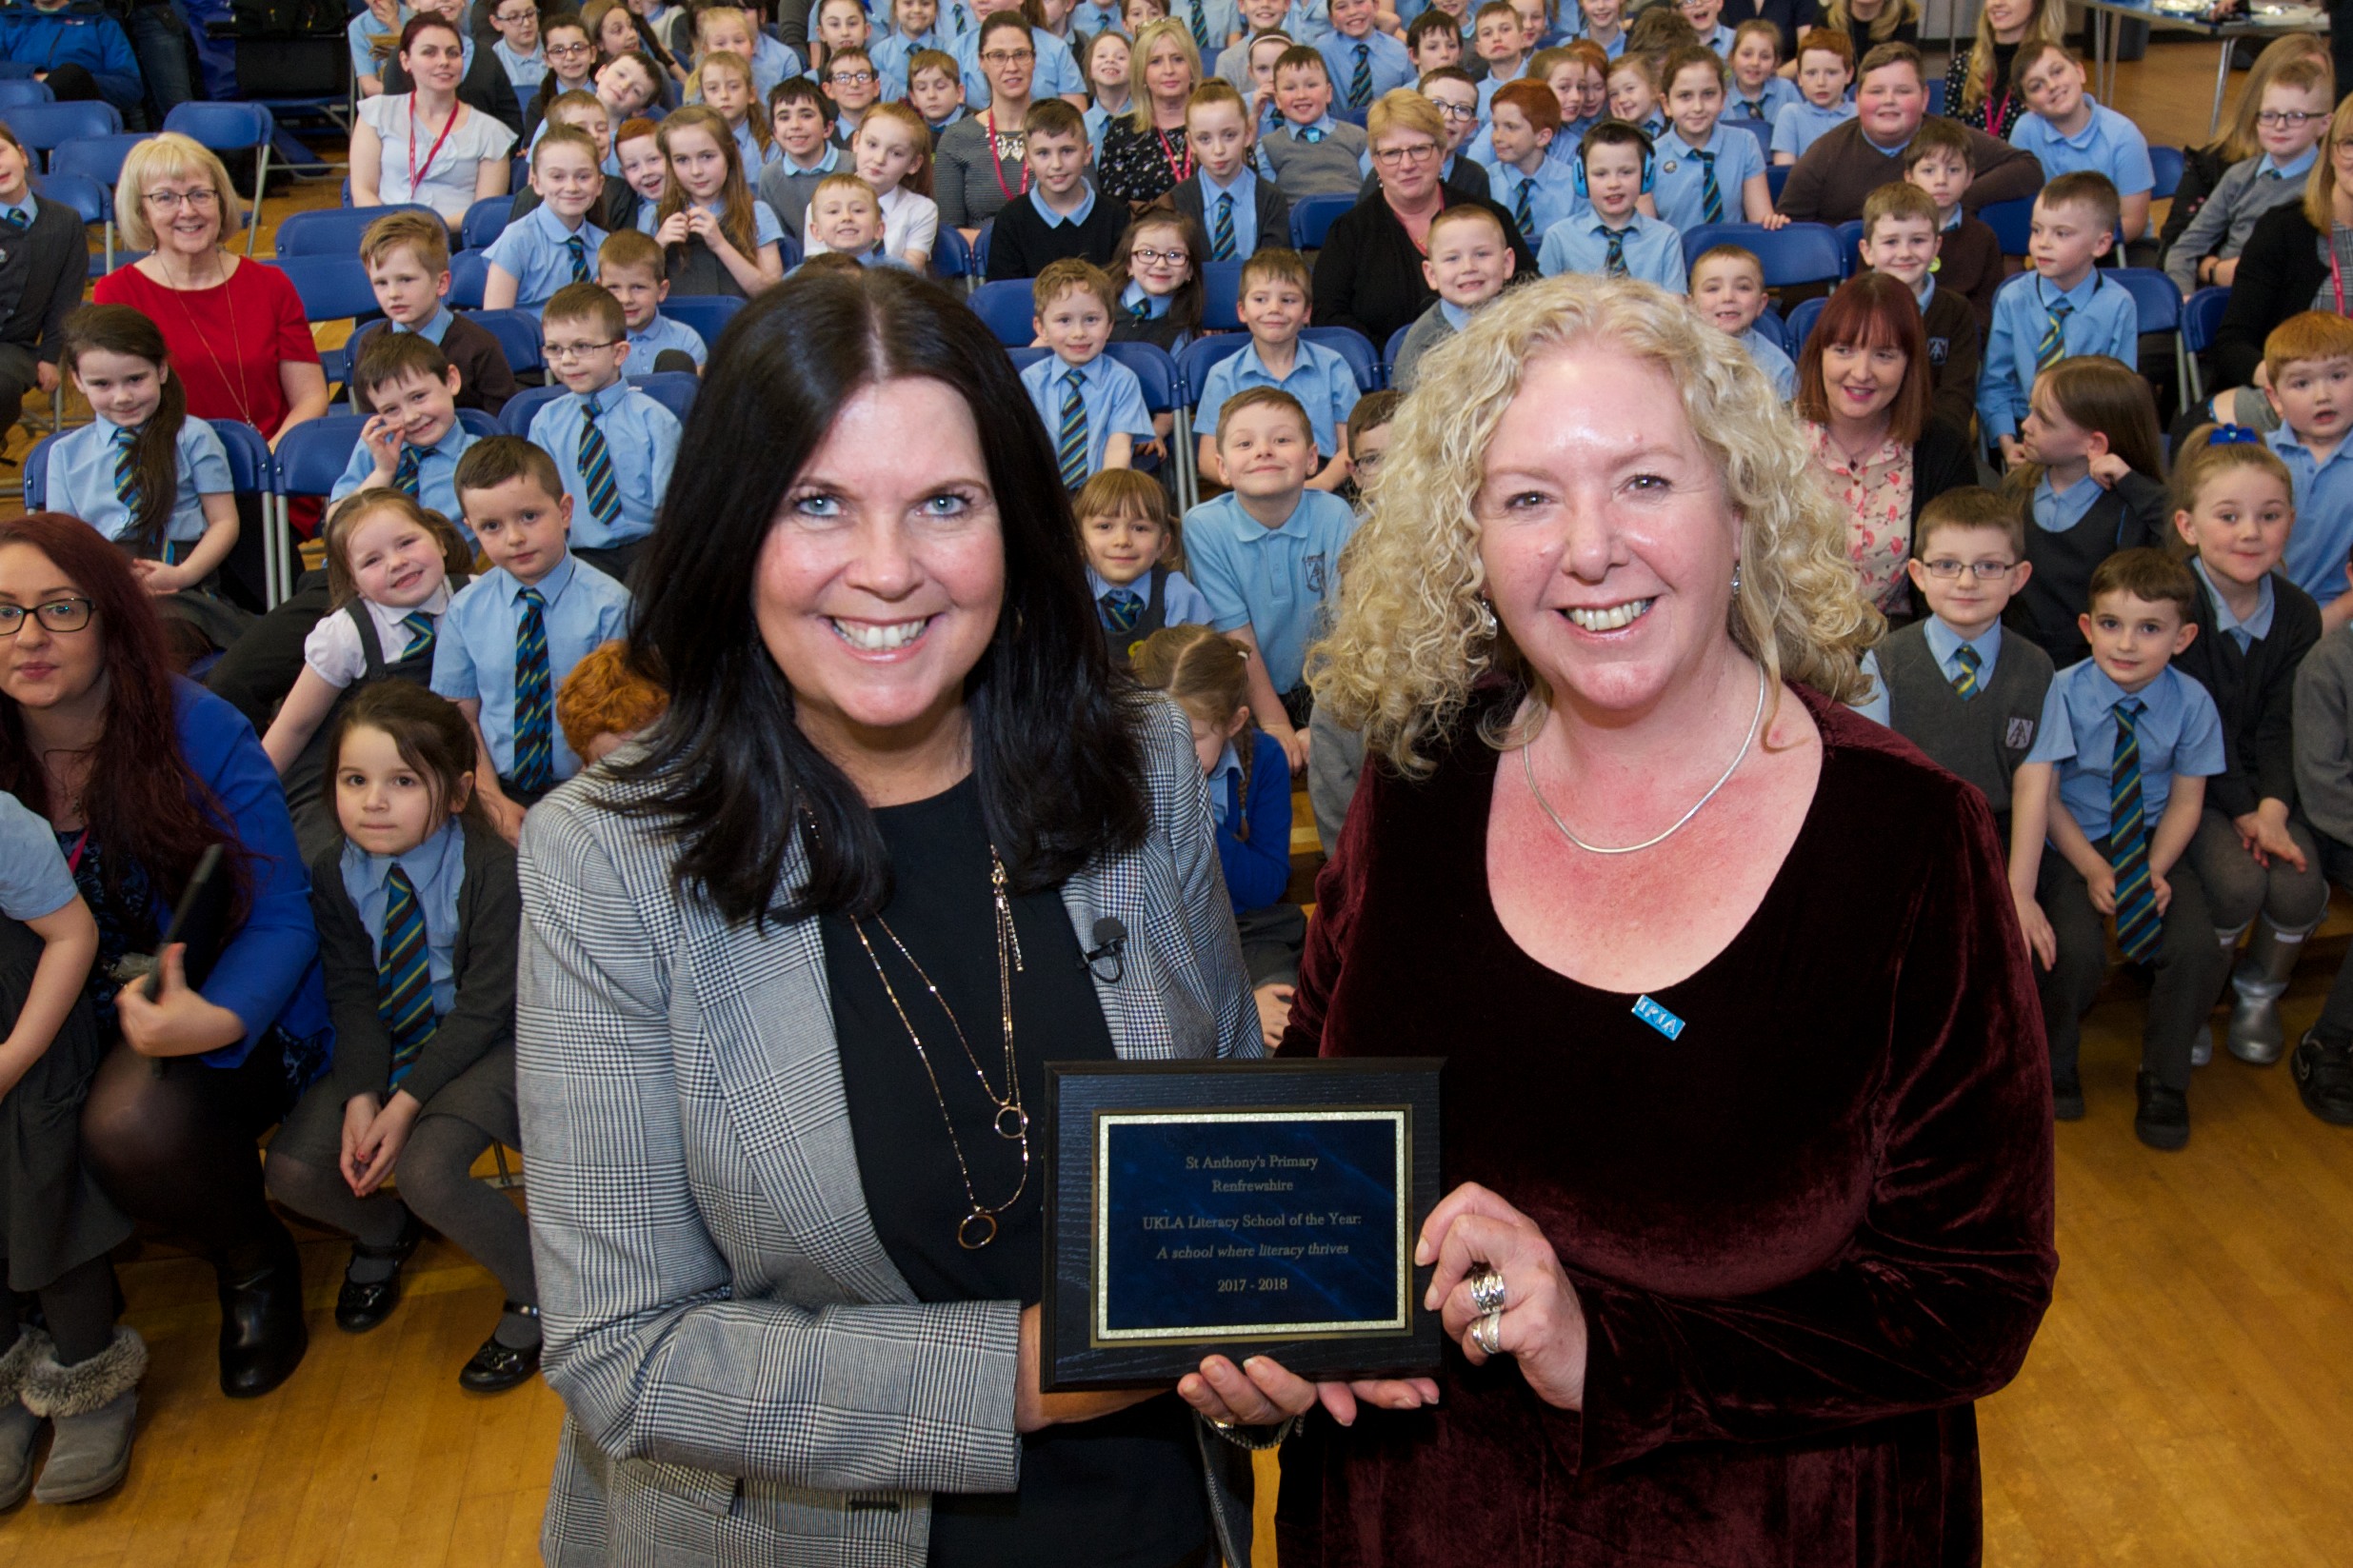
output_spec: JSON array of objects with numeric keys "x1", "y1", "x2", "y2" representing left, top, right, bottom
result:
[{"x1": 1275, "y1": 686, "x2": 2058, "y2": 1567}]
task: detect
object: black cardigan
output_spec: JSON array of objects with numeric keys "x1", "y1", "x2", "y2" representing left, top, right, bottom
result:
[
  {"x1": 1311, "y1": 188, "x2": 1537, "y2": 349},
  {"x1": 312, "y1": 818, "x2": 519, "y2": 1110},
  {"x1": 2175, "y1": 567, "x2": 2323, "y2": 819},
  {"x1": 982, "y1": 189, "x2": 1130, "y2": 281},
  {"x1": 1908, "y1": 415, "x2": 1978, "y2": 528},
  {"x1": 2212, "y1": 203, "x2": 2330, "y2": 393},
  {"x1": 0, "y1": 197, "x2": 90, "y2": 367}
]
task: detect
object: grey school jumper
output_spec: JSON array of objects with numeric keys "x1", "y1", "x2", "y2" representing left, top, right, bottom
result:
[
  {"x1": 1879, "y1": 621, "x2": 2056, "y2": 825},
  {"x1": 2163, "y1": 153, "x2": 2315, "y2": 296}
]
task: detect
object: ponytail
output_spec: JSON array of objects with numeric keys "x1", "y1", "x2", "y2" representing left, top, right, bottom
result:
[{"x1": 60, "y1": 306, "x2": 188, "y2": 562}]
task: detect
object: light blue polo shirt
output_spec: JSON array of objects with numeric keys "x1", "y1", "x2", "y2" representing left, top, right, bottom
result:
[
  {"x1": 492, "y1": 36, "x2": 546, "y2": 93},
  {"x1": 483, "y1": 201, "x2": 607, "y2": 313},
  {"x1": 0, "y1": 790, "x2": 77, "y2": 923},
  {"x1": 1019, "y1": 351, "x2": 1157, "y2": 479},
  {"x1": 2009, "y1": 99, "x2": 2156, "y2": 197},
  {"x1": 48, "y1": 417, "x2": 233, "y2": 552},
  {"x1": 2024, "y1": 660, "x2": 2224, "y2": 841},
  {"x1": 1193, "y1": 338, "x2": 1361, "y2": 458},
  {"x1": 1771, "y1": 97, "x2": 1855, "y2": 160},
  {"x1": 1652, "y1": 123, "x2": 1765, "y2": 233},
  {"x1": 1537, "y1": 209, "x2": 1686, "y2": 292},
  {"x1": 1181, "y1": 486, "x2": 1360, "y2": 692},
  {"x1": 2270, "y1": 424, "x2": 2353, "y2": 605},
  {"x1": 1736, "y1": 324, "x2": 1796, "y2": 398}
]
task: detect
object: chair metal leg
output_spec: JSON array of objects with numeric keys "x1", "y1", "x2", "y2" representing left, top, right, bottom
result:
[
  {"x1": 1174, "y1": 409, "x2": 1197, "y2": 511},
  {"x1": 489, "y1": 1143, "x2": 523, "y2": 1191},
  {"x1": 244, "y1": 142, "x2": 269, "y2": 256},
  {"x1": 261, "y1": 491, "x2": 280, "y2": 609}
]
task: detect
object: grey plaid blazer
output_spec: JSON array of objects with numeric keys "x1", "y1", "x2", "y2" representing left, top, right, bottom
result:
[{"x1": 517, "y1": 698, "x2": 1266, "y2": 1567}]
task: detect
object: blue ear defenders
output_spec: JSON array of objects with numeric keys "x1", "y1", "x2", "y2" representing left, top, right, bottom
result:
[{"x1": 1571, "y1": 119, "x2": 1657, "y2": 199}]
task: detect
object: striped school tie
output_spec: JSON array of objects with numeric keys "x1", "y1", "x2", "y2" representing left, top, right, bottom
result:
[
  {"x1": 111, "y1": 427, "x2": 140, "y2": 517},
  {"x1": 377, "y1": 865, "x2": 437, "y2": 1086},
  {"x1": 392, "y1": 443, "x2": 425, "y2": 499},
  {"x1": 1511, "y1": 175, "x2": 1535, "y2": 243},
  {"x1": 1604, "y1": 228, "x2": 1628, "y2": 279},
  {"x1": 1101, "y1": 586, "x2": 1144, "y2": 633},
  {"x1": 512, "y1": 586, "x2": 554, "y2": 792},
  {"x1": 1950, "y1": 643, "x2": 1982, "y2": 700},
  {"x1": 1057, "y1": 367, "x2": 1089, "y2": 489},
  {"x1": 399, "y1": 611, "x2": 436, "y2": 661},
  {"x1": 577, "y1": 402, "x2": 623, "y2": 530},
  {"x1": 566, "y1": 233, "x2": 589, "y2": 283},
  {"x1": 1348, "y1": 43, "x2": 1373, "y2": 109},
  {"x1": 1693, "y1": 148, "x2": 1723, "y2": 225},
  {"x1": 2036, "y1": 298, "x2": 2073, "y2": 371},
  {"x1": 1211, "y1": 191, "x2": 1236, "y2": 260},
  {"x1": 1186, "y1": 0, "x2": 1209, "y2": 50},
  {"x1": 2108, "y1": 697, "x2": 2162, "y2": 963}
]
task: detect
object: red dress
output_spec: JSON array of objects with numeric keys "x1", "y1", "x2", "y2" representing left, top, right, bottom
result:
[
  {"x1": 93, "y1": 259, "x2": 321, "y2": 439},
  {"x1": 1275, "y1": 687, "x2": 2057, "y2": 1567}
]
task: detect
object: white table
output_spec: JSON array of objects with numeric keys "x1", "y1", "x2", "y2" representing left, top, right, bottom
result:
[{"x1": 2077, "y1": 1, "x2": 2329, "y2": 139}]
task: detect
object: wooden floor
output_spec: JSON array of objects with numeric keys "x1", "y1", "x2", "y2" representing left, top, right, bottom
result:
[{"x1": 7, "y1": 35, "x2": 2353, "y2": 1566}]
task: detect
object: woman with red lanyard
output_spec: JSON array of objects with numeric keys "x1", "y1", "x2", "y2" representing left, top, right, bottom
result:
[
  {"x1": 1097, "y1": 18, "x2": 1201, "y2": 211},
  {"x1": 936, "y1": 9, "x2": 1042, "y2": 243},
  {"x1": 93, "y1": 135, "x2": 331, "y2": 613},
  {"x1": 347, "y1": 13, "x2": 518, "y2": 222},
  {"x1": 2202, "y1": 97, "x2": 2353, "y2": 431},
  {"x1": 1944, "y1": 0, "x2": 2057, "y2": 142}
]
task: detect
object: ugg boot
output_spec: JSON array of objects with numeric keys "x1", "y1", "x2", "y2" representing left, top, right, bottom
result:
[
  {"x1": 0, "y1": 1325, "x2": 43, "y2": 1511},
  {"x1": 21, "y1": 1325, "x2": 145, "y2": 1504},
  {"x1": 2227, "y1": 920, "x2": 2314, "y2": 1065}
]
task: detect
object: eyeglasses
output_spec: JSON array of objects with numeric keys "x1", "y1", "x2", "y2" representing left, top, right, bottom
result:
[
  {"x1": 1430, "y1": 100, "x2": 1478, "y2": 121},
  {"x1": 494, "y1": 6, "x2": 537, "y2": 20},
  {"x1": 548, "y1": 40, "x2": 594, "y2": 56},
  {"x1": 0, "y1": 598, "x2": 94, "y2": 637},
  {"x1": 144, "y1": 187, "x2": 219, "y2": 209},
  {"x1": 1132, "y1": 246, "x2": 1189, "y2": 265},
  {"x1": 980, "y1": 49, "x2": 1035, "y2": 65},
  {"x1": 1370, "y1": 141, "x2": 1442, "y2": 166},
  {"x1": 543, "y1": 340, "x2": 623, "y2": 360},
  {"x1": 2257, "y1": 109, "x2": 2322, "y2": 128},
  {"x1": 1918, "y1": 559, "x2": 2019, "y2": 580},
  {"x1": 830, "y1": 69, "x2": 878, "y2": 85}
]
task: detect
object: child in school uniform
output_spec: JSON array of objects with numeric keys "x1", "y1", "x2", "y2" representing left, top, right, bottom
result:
[
  {"x1": 848, "y1": 103, "x2": 942, "y2": 268},
  {"x1": 983, "y1": 99, "x2": 1134, "y2": 279},
  {"x1": 1651, "y1": 44, "x2": 1777, "y2": 230},
  {"x1": 1470, "y1": 0, "x2": 1532, "y2": 111},
  {"x1": 1688, "y1": 244, "x2": 1796, "y2": 398},
  {"x1": 1855, "y1": 180, "x2": 1981, "y2": 434},
  {"x1": 0, "y1": 121, "x2": 94, "y2": 432},
  {"x1": 484, "y1": 126, "x2": 610, "y2": 314},
  {"x1": 599, "y1": 228, "x2": 708, "y2": 372},
  {"x1": 1169, "y1": 80, "x2": 1289, "y2": 263},
  {"x1": 1538, "y1": 119, "x2": 1685, "y2": 292},
  {"x1": 1193, "y1": 248, "x2": 1358, "y2": 491},
  {"x1": 2164, "y1": 54, "x2": 2331, "y2": 297},
  {"x1": 1604, "y1": 51, "x2": 1667, "y2": 143},
  {"x1": 350, "y1": 212, "x2": 520, "y2": 420},
  {"x1": 1724, "y1": 19, "x2": 1799, "y2": 132},
  {"x1": 2290, "y1": 549, "x2": 2353, "y2": 1125},
  {"x1": 2007, "y1": 40, "x2": 2156, "y2": 247},
  {"x1": 756, "y1": 77, "x2": 849, "y2": 241},
  {"x1": 1075, "y1": 468, "x2": 1214, "y2": 667},
  {"x1": 1110, "y1": 211, "x2": 1208, "y2": 353},
  {"x1": 0, "y1": 790, "x2": 126, "y2": 1510},
  {"x1": 907, "y1": 47, "x2": 969, "y2": 138},
  {"x1": 649, "y1": 105, "x2": 790, "y2": 296},
  {"x1": 1024, "y1": 260, "x2": 1159, "y2": 489},
  {"x1": 527, "y1": 283, "x2": 684, "y2": 584},
  {"x1": 1183, "y1": 386, "x2": 1359, "y2": 768},
  {"x1": 1904, "y1": 115, "x2": 2004, "y2": 329},
  {"x1": 2013, "y1": 548, "x2": 2227, "y2": 1149},
  {"x1": 1133, "y1": 624, "x2": 1306, "y2": 1047},
  {"x1": 50, "y1": 307, "x2": 239, "y2": 599},
  {"x1": 1319, "y1": 0, "x2": 1413, "y2": 116},
  {"x1": 1486, "y1": 79, "x2": 1581, "y2": 251},
  {"x1": 2001, "y1": 355, "x2": 2170, "y2": 668},
  {"x1": 695, "y1": 50, "x2": 783, "y2": 171},
  {"x1": 2262, "y1": 312, "x2": 2353, "y2": 630},
  {"x1": 1261, "y1": 45, "x2": 1370, "y2": 197},
  {"x1": 1391, "y1": 204, "x2": 1513, "y2": 393},
  {"x1": 1981, "y1": 173, "x2": 2138, "y2": 467},
  {"x1": 259, "y1": 683, "x2": 544, "y2": 1393},
  {"x1": 2165, "y1": 427, "x2": 2327, "y2": 1068},
  {"x1": 434, "y1": 437, "x2": 634, "y2": 841},
  {"x1": 330, "y1": 332, "x2": 484, "y2": 535}
]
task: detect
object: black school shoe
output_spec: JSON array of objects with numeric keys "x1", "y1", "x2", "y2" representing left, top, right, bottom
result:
[
  {"x1": 458, "y1": 1304, "x2": 541, "y2": 1394},
  {"x1": 335, "y1": 1210, "x2": 424, "y2": 1334},
  {"x1": 2134, "y1": 1072, "x2": 2190, "y2": 1151},
  {"x1": 2052, "y1": 1072, "x2": 2085, "y2": 1121},
  {"x1": 2291, "y1": 1030, "x2": 2353, "y2": 1125}
]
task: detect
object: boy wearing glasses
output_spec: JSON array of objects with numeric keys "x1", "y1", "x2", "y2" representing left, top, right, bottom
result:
[
  {"x1": 525, "y1": 283, "x2": 680, "y2": 584},
  {"x1": 488, "y1": 0, "x2": 547, "y2": 97},
  {"x1": 2164, "y1": 56, "x2": 2334, "y2": 297},
  {"x1": 822, "y1": 45, "x2": 887, "y2": 146}
]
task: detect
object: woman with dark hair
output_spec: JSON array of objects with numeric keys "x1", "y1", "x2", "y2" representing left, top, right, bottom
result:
[
  {"x1": 516, "y1": 268, "x2": 1275, "y2": 1565},
  {"x1": 1794, "y1": 272, "x2": 1977, "y2": 619},
  {"x1": 0, "y1": 515, "x2": 331, "y2": 1406},
  {"x1": 354, "y1": 12, "x2": 521, "y2": 220}
]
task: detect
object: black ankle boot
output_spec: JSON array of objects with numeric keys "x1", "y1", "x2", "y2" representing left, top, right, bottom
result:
[{"x1": 215, "y1": 1227, "x2": 309, "y2": 1399}]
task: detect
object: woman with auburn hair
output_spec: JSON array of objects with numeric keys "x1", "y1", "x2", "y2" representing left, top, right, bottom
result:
[
  {"x1": 1174, "y1": 275, "x2": 2056, "y2": 1567},
  {"x1": 0, "y1": 515, "x2": 331, "y2": 1414},
  {"x1": 1794, "y1": 271, "x2": 1977, "y2": 618}
]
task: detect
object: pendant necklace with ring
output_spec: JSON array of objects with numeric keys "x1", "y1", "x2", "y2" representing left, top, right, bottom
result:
[{"x1": 1523, "y1": 661, "x2": 1768, "y2": 856}]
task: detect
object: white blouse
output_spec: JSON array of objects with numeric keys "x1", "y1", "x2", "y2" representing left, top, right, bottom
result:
[{"x1": 357, "y1": 94, "x2": 517, "y2": 221}]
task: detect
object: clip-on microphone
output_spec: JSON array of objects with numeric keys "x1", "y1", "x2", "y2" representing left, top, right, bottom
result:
[{"x1": 1080, "y1": 917, "x2": 1128, "y2": 982}]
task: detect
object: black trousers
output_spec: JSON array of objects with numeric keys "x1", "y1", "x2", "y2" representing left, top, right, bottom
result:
[
  {"x1": 2309, "y1": 830, "x2": 2353, "y2": 1043},
  {"x1": 2036, "y1": 842, "x2": 2227, "y2": 1092}
]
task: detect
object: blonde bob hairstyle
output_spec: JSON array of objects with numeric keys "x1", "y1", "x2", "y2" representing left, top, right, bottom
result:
[
  {"x1": 2303, "y1": 93, "x2": 2353, "y2": 233},
  {"x1": 116, "y1": 131, "x2": 239, "y2": 253},
  {"x1": 1310, "y1": 275, "x2": 1881, "y2": 777},
  {"x1": 1365, "y1": 88, "x2": 1446, "y2": 150}
]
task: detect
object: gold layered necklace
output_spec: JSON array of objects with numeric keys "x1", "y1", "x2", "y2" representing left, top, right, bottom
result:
[{"x1": 850, "y1": 847, "x2": 1028, "y2": 1250}]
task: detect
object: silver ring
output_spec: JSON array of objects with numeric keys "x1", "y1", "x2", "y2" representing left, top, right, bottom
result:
[
  {"x1": 1469, "y1": 1308, "x2": 1503, "y2": 1358},
  {"x1": 1467, "y1": 1266, "x2": 1506, "y2": 1317}
]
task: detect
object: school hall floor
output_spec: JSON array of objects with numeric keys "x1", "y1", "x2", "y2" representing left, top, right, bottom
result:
[{"x1": 3, "y1": 35, "x2": 2352, "y2": 1567}]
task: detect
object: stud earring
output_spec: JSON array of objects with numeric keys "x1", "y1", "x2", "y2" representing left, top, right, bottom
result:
[{"x1": 1729, "y1": 563, "x2": 1743, "y2": 597}]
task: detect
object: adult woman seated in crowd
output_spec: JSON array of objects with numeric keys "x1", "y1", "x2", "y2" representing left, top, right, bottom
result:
[
  {"x1": 1776, "y1": 42, "x2": 2043, "y2": 226},
  {"x1": 1179, "y1": 273, "x2": 2055, "y2": 1566},
  {"x1": 378, "y1": 0, "x2": 526, "y2": 138},
  {"x1": 937, "y1": 10, "x2": 1041, "y2": 242},
  {"x1": 352, "y1": 13, "x2": 519, "y2": 223},
  {"x1": 1794, "y1": 272, "x2": 1975, "y2": 620},
  {"x1": 1098, "y1": 19, "x2": 1202, "y2": 211},
  {"x1": 0, "y1": 515, "x2": 331, "y2": 1406},
  {"x1": 93, "y1": 134, "x2": 328, "y2": 612},
  {"x1": 1313, "y1": 89, "x2": 1536, "y2": 350},
  {"x1": 1943, "y1": 0, "x2": 2054, "y2": 140},
  {"x1": 2202, "y1": 94, "x2": 2353, "y2": 430},
  {"x1": 517, "y1": 268, "x2": 1280, "y2": 1563}
]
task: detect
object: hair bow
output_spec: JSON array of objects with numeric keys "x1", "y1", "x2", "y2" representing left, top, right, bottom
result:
[{"x1": 2209, "y1": 424, "x2": 2263, "y2": 446}]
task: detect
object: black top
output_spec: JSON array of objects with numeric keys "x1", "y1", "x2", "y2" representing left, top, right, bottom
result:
[
  {"x1": 983, "y1": 189, "x2": 1132, "y2": 281},
  {"x1": 0, "y1": 198, "x2": 89, "y2": 366},
  {"x1": 1944, "y1": 42, "x2": 2024, "y2": 140},
  {"x1": 819, "y1": 775, "x2": 1209, "y2": 1567},
  {"x1": 2175, "y1": 566, "x2": 2323, "y2": 819},
  {"x1": 1721, "y1": 0, "x2": 1822, "y2": 51},
  {"x1": 1099, "y1": 117, "x2": 1195, "y2": 208},
  {"x1": 1311, "y1": 187, "x2": 1537, "y2": 348},
  {"x1": 2213, "y1": 205, "x2": 2332, "y2": 393},
  {"x1": 2004, "y1": 469, "x2": 2168, "y2": 668}
]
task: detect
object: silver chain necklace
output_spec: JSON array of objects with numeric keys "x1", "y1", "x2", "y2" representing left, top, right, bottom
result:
[{"x1": 1521, "y1": 664, "x2": 1769, "y2": 856}]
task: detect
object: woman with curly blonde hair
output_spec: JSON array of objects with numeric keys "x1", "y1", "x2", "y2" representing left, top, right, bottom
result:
[{"x1": 1176, "y1": 275, "x2": 2057, "y2": 1567}]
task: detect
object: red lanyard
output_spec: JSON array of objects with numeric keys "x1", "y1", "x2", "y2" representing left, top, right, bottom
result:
[
  {"x1": 2333, "y1": 242, "x2": 2346, "y2": 317},
  {"x1": 65, "y1": 828, "x2": 90, "y2": 875},
  {"x1": 409, "y1": 99, "x2": 463, "y2": 196},
  {"x1": 1156, "y1": 127, "x2": 1194, "y2": 189},
  {"x1": 1984, "y1": 89, "x2": 2011, "y2": 135},
  {"x1": 986, "y1": 110, "x2": 1030, "y2": 202}
]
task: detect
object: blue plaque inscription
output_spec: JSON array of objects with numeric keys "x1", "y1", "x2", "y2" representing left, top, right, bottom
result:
[{"x1": 1094, "y1": 1111, "x2": 1406, "y2": 1342}]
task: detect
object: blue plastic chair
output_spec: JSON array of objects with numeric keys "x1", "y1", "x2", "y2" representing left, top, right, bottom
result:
[
  {"x1": 1832, "y1": 220, "x2": 1864, "y2": 278},
  {"x1": 30, "y1": 170, "x2": 110, "y2": 277},
  {"x1": 460, "y1": 195, "x2": 514, "y2": 252},
  {"x1": 266, "y1": 256, "x2": 382, "y2": 390},
  {"x1": 0, "y1": 80, "x2": 53, "y2": 110},
  {"x1": 30, "y1": 417, "x2": 285, "y2": 597},
  {"x1": 2150, "y1": 145, "x2": 2184, "y2": 203},
  {"x1": 499, "y1": 372, "x2": 699, "y2": 436},
  {"x1": 164, "y1": 102, "x2": 275, "y2": 255},
  {"x1": 0, "y1": 62, "x2": 34, "y2": 81},
  {"x1": 1926, "y1": 78, "x2": 1946, "y2": 116},
  {"x1": 1766, "y1": 163, "x2": 1789, "y2": 204},
  {"x1": 49, "y1": 135, "x2": 151, "y2": 270},
  {"x1": 932, "y1": 225, "x2": 974, "y2": 283},
  {"x1": 5, "y1": 101, "x2": 124, "y2": 166},
  {"x1": 660, "y1": 294, "x2": 745, "y2": 348},
  {"x1": 1201, "y1": 259, "x2": 1246, "y2": 330},
  {"x1": 1679, "y1": 223, "x2": 1845, "y2": 288},
  {"x1": 448, "y1": 249, "x2": 490, "y2": 308},
  {"x1": 1176, "y1": 325, "x2": 1384, "y2": 406},
  {"x1": 2182, "y1": 284, "x2": 2230, "y2": 406},
  {"x1": 1288, "y1": 193, "x2": 1356, "y2": 251},
  {"x1": 2109, "y1": 266, "x2": 2186, "y2": 406},
  {"x1": 971, "y1": 218, "x2": 992, "y2": 277},
  {"x1": 1978, "y1": 196, "x2": 2035, "y2": 257},
  {"x1": 968, "y1": 279, "x2": 1037, "y2": 347},
  {"x1": 275, "y1": 204, "x2": 438, "y2": 257},
  {"x1": 1754, "y1": 304, "x2": 1789, "y2": 355},
  {"x1": 464, "y1": 308, "x2": 547, "y2": 378},
  {"x1": 1785, "y1": 294, "x2": 1826, "y2": 363},
  {"x1": 1383, "y1": 323, "x2": 1410, "y2": 382}
]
